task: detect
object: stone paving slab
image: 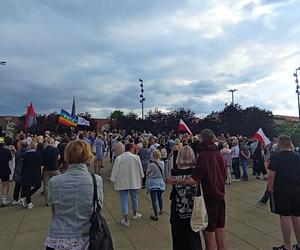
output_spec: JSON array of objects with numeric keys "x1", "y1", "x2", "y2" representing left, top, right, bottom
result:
[{"x1": 0, "y1": 161, "x2": 292, "y2": 250}]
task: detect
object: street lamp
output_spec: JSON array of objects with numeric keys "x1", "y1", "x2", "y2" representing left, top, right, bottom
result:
[
  {"x1": 139, "y1": 78, "x2": 145, "y2": 119},
  {"x1": 227, "y1": 89, "x2": 238, "y2": 105},
  {"x1": 293, "y1": 67, "x2": 300, "y2": 120}
]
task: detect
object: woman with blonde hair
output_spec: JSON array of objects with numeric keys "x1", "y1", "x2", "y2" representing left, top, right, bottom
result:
[
  {"x1": 146, "y1": 149, "x2": 165, "y2": 220},
  {"x1": 169, "y1": 145, "x2": 202, "y2": 250},
  {"x1": 45, "y1": 140, "x2": 103, "y2": 250}
]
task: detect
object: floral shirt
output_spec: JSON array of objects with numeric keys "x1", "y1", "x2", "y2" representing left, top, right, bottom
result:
[{"x1": 45, "y1": 237, "x2": 89, "y2": 250}]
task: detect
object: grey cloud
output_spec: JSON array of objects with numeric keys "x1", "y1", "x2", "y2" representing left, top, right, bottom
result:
[{"x1": 1, "y1": 0, "x2": 300, "y2": 118}]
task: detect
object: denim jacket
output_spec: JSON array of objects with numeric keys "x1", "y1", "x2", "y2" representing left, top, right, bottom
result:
[{"x1": 47, "y1": 163, "x2": 103, "y2": 238}]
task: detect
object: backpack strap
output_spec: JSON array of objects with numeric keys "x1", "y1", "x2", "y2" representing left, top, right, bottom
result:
[{"x1": 152, "y1": 161, "x2": 163, "y2": 177}]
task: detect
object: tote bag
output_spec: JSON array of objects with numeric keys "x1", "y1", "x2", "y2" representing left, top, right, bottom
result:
[
  {"x1": 190, "y1": 184, "x2": 208, "y2": 232},
  {"x1": 89, "y1": 174, "x2": 114, "y2": 250}
]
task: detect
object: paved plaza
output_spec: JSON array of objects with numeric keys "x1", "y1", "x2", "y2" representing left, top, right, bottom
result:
[{"x1": 0, "y1": 162, "x2": 295, "y2": 250}]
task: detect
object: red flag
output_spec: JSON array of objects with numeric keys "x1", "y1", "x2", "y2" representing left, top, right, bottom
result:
[
  {"x1": 253, "y1": 128, "x2": 271, "y2": 145},
  {"x1": 178, "y1": 118, "x2": 192, "y2": 135},
  {"x1": 25, "y1": 103, "x2": 37, "y2": 131}
]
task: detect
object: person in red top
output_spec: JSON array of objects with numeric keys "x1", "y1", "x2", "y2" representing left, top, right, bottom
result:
[{"x1": 170, "y1": 129, "x2": 227, "y2": 250}]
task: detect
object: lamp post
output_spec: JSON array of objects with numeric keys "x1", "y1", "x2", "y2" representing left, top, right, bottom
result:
[
  {"x1": 293, "y1": 67, "x2": 300, "y2": 120},
  {"x1": 139, "y1": 78, "x2": 145, "y2": 119},
  {"x1": 227, "y1": 89, "x2": 238, "y2": 105}
]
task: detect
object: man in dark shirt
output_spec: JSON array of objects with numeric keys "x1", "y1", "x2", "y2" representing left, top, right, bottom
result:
[
  {"x1": 0, "y1": 137, "x2": 13, "y2": 206},
  {"x1": 171, "y1": 129, "x2": 227, "y2": 250},
  {"x1": 41, "y1": 137, "x2": 60, "y2": 205},
  {"x1": 268, "y1": 135, "x2": 300, "y2": 250}
]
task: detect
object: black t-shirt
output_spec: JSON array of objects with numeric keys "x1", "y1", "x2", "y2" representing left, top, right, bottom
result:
[
  {"x1": 169, "y1": 167, "x2": 197, "y2": 225},
  {"x1": 41, "y1": 146, "x2": 60, "y2": 171},
  {"x1": 57, "y1": 142, "x2": 67, "y2": 162},
  {"x1": 0, "y1": 147, "x2": 13, "y2": 176},
  {"x1": 269, "y1": 150, "x2": 300, "y2": 194}
]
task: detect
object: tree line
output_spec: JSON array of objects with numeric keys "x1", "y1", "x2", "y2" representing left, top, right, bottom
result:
[{"x1": 16, "y1": 104, "x2": 278, "y2": 139}]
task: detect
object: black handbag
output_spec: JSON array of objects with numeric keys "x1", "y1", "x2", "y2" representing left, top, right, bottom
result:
[{"x1": 89, "y1": 173, "x2": 114, "y2": 250}]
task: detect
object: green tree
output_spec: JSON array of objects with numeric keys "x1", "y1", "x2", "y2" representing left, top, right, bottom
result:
[
  {"x1": 240, "y1": 106, "x2": 277, "y2": 138},
  {"x1": 110, "y1": 110, "x2": 124, "y2": 120}
]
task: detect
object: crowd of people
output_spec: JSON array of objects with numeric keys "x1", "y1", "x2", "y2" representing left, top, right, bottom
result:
[{"x1": 0, "y1": 128, "x2": 300, "y2": 250}]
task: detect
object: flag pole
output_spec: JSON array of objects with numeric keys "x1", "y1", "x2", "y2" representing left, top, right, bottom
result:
[{"x1": 289, "y1": 121, "x2": 300, "y2": 137}]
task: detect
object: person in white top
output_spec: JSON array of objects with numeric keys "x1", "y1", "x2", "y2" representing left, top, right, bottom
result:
[{"x1": 111, "y1": 143, "x2": 144, "y2": 227}]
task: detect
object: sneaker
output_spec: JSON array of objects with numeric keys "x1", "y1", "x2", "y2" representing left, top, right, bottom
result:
[
  {"x1": 120, "y1": 219, "x2": 130, "y2": 227},
  {"x1": 26, "y1": 203, "x2": 34, "y2": 210},
  {"x1": 11, "y1": 200, "x2": 20, "y2": 205},
  {"x1": 159, "y1": 211, "x2": 164, "y2": 215},
  {"x1": 257, "y1": 201, "x2": 267, "y2": 206},
  {"x1": 20, "y1": 198, "x2": 26, "y2": 208},
  {"x1": 232, "y1": 179, "x2": 241, "y2": 182},
  {"x1": 150, "y1": 215, "x2": 158, "y2": 221},
  {"x1": 0, "y1": 199, "x2": 10, "y2": 207},
  {"x1": 273, "y1": 245, "x2": 288, "y2": 250},
  {"x1": 0, "y1": 202, "x2": 7, "y2": 207},
  {"x1": 293, "y1": 244, "x2": 300, "y2": 250},
  {"x1": 132, "y1": 212, "x2": 142, "y2": 220}
]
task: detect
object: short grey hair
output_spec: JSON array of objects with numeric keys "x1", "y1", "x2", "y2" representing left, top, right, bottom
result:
[{"x1": 201, "y1": 129, "x2": 215, "y2": 141}]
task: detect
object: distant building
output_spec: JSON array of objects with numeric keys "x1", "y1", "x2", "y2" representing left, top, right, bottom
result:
[{"x1": 273, "y1": 115, "x2": 299, "y2": 125}]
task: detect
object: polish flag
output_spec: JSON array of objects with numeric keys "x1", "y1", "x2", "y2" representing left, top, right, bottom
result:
[
  {"x1": 253, "y1": 128, "x2": 271, "y2": 145},
  {"x1": 178, "y1": 119, "x2": 192, "y2": 135}
]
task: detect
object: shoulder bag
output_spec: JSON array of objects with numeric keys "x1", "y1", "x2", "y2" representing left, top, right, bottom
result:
[
  {"x1": 152, "y1": 161, "x2": 163, "y2": 177},
  {"x1": 190, "y1": 183, "x2": 208, "y2": 232},
  {"x1": 89, "y1": 173, "x2": 114, "y2": 250}
]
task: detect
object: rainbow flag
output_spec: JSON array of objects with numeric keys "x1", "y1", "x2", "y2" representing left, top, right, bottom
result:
[{"x1": 58, "y1": 109, "x2": 78, "y2": 127}]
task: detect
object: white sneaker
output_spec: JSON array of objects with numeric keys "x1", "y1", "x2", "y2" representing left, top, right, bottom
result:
[
  {"x1": 232, "y1": 179, "x2": 241, "y2": 182},
  {"x1": 132, "y1": 212, "x2": 142, "y2": 220},
  {"x1": 1, "y1": 199, "x2": 10, "y2": 206},
  {"x1": 120, "y1": 219, "x2": 130, "y2": 227},
  {"x1": 11, "y1": 200, "x2": 20, "y2": 205},
  {"x1": 27, "y1": 203, "x2": 34, "y2": 210},
  {"x1": 20, "y1": 198, "x2": 26, "y2": 208}
]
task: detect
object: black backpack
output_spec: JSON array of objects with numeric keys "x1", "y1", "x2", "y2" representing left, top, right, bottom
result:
[{"x1": 89, "y1": 174, "x2": 114, "y2": 250}]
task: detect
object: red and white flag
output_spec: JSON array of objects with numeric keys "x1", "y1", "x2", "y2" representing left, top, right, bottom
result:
[
  {"x1": 253, "y1": 128, "x2": 270, "y2": 145},
  {"x1": 25, "y1": 102, "x2": 37, "y2": 131},
  {"x1": 178, "y1": 118, "x2": 192, "y2": 135}
]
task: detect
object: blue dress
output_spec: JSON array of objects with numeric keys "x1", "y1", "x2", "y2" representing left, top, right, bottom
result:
[{"x1": 95, "y1": 138, "x2": 104, "y2": 160}]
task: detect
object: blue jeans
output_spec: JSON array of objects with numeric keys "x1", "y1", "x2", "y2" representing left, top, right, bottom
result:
[
  {"x1": 240, "y1": 159, "x2": 248, "y2": 179},
  {"x1": 150, "y1": 190, "x2": 163, "y2": 216},
  {"x1": 119, "y1": 189, "x2": 138, "y2": 215}
]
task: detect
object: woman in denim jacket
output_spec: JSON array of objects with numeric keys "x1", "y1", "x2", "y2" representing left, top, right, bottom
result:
[
  {"x1": 45, "y1": 140, "x2": 103, "y2": 250},
  {"x1": 146, "y1": 149, "x2": 165, "y2": 220}
]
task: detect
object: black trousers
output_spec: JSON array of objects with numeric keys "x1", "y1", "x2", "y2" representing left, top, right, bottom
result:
[
  {"x1": 232, "y1": 158, "x2": 241, "y2": 179},
  {"x1": 13, "y1": 182, "x2": 22, "y2": 201},
  {"x1": 46, "y1": 247, "x2": 54, "y2": 250},
  {"x1": 253, "y1": 159, "x2": 267, "y2": 176},
  {"x1": 260, "y1": 188, "x2": 271, "y2": 203},
  {"x1": 22, "y1": 185, "x2": 41, "y2": 203},
  {"x1": 171, "y1": 223, "x2": 202, "y2": 250}
]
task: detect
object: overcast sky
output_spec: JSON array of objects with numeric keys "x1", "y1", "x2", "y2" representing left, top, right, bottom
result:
[{"x1": 1, "y1": 0, "x2": 300, "y2": 118}]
